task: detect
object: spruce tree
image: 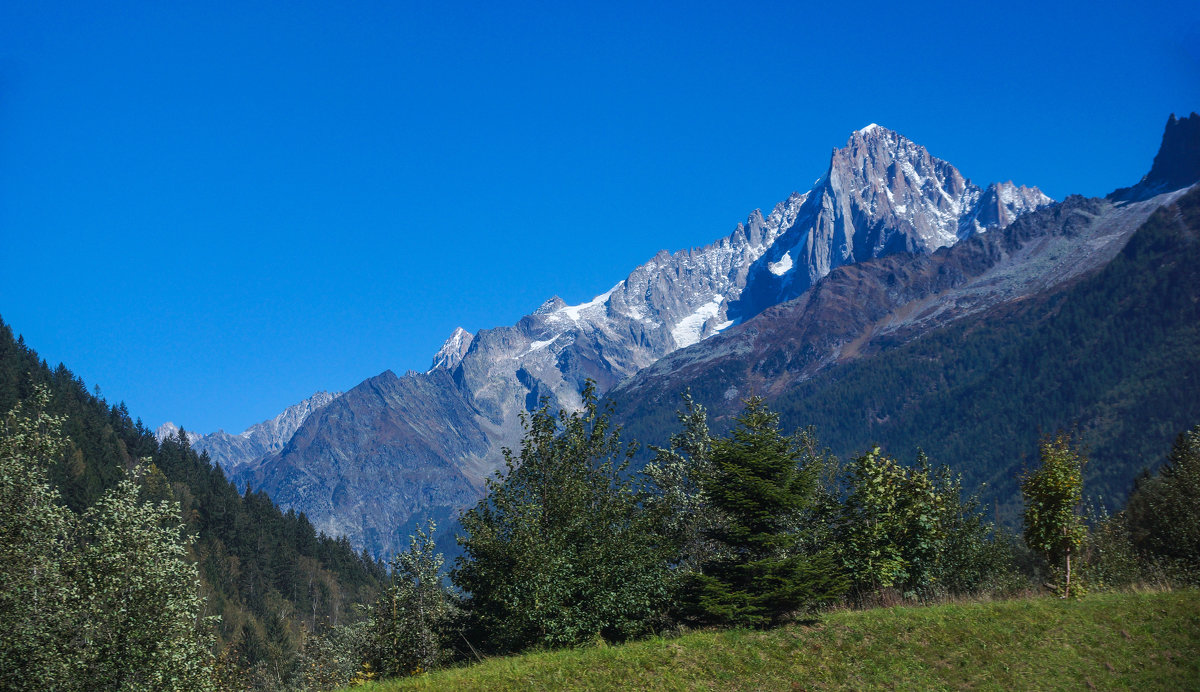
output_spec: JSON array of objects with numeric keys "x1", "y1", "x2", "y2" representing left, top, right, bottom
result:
[{"x1": 687, "y1": 398, "x2": 844, "y2": 627}]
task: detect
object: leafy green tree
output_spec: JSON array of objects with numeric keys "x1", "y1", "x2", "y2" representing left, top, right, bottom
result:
[
  {"x1": 0, "y1": 385, "x2": 77, "y2": 690},
  {"x1": 643, "y1": 392, "x2": 725, "y2": 573},
  {"x1": 453, "y1": 381, "x2": 670, "y2": 652},
  {"x1": 1021, "y1": 434, "x2": 1087, "y2": 597},
  {"x1": 838, "y1": 447, "x2": 914, "y2": 597},
  {"x1": 367, "y1": 519, "x2": 452, "y2": 677},
  {"x1": 71, "y1": 468, "x2": 216, "y2": 691},
  {"x1": 687, "y1": 398, "x2": 845, "y2": 628}
]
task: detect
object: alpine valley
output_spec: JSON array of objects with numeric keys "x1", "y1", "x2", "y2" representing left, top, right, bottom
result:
[{"x1": 174, "y1": 114, "x2": 1199, "y2": 556}]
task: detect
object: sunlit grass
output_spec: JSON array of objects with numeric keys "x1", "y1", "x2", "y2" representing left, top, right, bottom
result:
[{"x1": 357, "y1": 589, "x2": 1200, "y2": 690}]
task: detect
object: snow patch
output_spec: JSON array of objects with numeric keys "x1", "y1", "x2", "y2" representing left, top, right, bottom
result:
[
  {"x1": 768, "y1": 252, "x2": 793, "y2": 276},
  {"x1": 671, "y1": 299, "x2": 722, "y2": 349},
  {"x1": 858, "y1": 123, "x2": 879, "y2": 134},
  {"x1": 555, "y1": 282, "x2": 622, "y2": 321}
]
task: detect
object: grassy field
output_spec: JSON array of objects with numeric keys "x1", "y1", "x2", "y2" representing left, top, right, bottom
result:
[{"x1": 357, "y1": 590, "x2": 1200, "y2": 691}]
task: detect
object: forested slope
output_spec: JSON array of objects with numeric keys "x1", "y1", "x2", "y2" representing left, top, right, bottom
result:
[
  {"x1": 768, "y1": 186, "x2": 1200, "y2": 519},
  {"x1": 0, "y1": 320, "x2": 385, "y2": 680}
]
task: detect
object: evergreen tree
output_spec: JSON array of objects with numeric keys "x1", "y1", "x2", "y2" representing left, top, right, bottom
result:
[
  {"x1": 1021, "y1": 434, "x2": 1087, "y2": 597},
  {"x1": 687, "y1": 398, "x2": 845, "y2": 628},
  {"x1": 1124, "y1": 425, "x2": 1200, "y2": 580},
  {"x1": 453, "y1": 381, "x2": 670, "y2": 652}
]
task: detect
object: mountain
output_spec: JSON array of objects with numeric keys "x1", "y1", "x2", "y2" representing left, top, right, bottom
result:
[
  {"x1": 609, "y1": 113, "x2": 1200, "y2": 522},
  {"x1": 167, "y1": 390, "x2": 342, "y2": 471},
  {"x1": 233, "y1": 124, "x2": 1051, "y2": 555},
  {"x1": 729, "y1": 125, "x2": 1051, "y2": 320},
  {"x1": 154, "y1": 421, "x2": 201, "y2": 446},
  {"x1": 157, "y1": 391, "x2": 341, "y2": 471},
  {"x1": 1112, "y1": 112, "x2": 1200, "y2": 201}
]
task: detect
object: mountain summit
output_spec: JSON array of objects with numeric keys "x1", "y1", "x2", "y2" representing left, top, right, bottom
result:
[
  {"x1": 731, "y1": 124, "x2": 1052, "y2": 320},
  {"x1": 1112, "y1": 112, "x2": 1200, "y2": 201},
  {"x1": 228, "y1": 124, "x2": 1053, "y2": 555}
]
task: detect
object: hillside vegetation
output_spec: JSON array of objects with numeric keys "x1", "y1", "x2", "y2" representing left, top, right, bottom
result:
[{"x1": 362, "y1": 590, "x2": 1200, "y2": 691}]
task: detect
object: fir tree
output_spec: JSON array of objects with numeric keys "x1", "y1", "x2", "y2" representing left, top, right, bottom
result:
[{"x1": 687, "y1": 398, "x2": 845, "y2": 627}]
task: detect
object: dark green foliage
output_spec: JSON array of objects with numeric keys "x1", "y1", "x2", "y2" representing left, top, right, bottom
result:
[
  {"x1": 686, "y1": 398, "x2": 845, "y2": 628},
  {"x1": 0, "y1": 316, "x2": 385, "y2": 683},
  {"x1": 643, "y1": 392, "x2": 725, "y2": 574},
  {"x1": 1124, "y1": 425, "x2": 1200, "y2": 581},
  {"x1": 453, "y1": 382, "x2": 671, "y2": 653}
]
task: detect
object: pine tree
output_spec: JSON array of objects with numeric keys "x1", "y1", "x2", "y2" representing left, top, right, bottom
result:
[{"x1": 687, "y1": 398, "x2": 845, "y2": 627}]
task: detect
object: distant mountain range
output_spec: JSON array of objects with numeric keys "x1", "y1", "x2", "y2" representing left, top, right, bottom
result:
[
  {"x1": 157, "y1": 390, "x2": 341, "y2": 471},
  {"x1": 164, "y1": 114, "x2": 1199, "y2": 556}
]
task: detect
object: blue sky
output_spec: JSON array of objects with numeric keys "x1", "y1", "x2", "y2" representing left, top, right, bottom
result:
[{"x1": 1, "y1": 1, "x2": 1197, "y2": 433}]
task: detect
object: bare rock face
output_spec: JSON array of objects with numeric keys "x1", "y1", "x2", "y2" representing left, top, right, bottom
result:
[
  {"x1": 609, "y1": 186, "x2": 1193, "y2": 425},
  {"x1": 232, "y1": 124, "x2": 1054, "y2": 555},
  {"x1": 232, "y1": 371, "x2": 487, "y2": 555},
  {"x1": 1112, "y1": 112, "x2": 1200, "y2": 201},
  {"x1": 730, "y1": 125, "x2": 1053, "y2": 321},
  {"x1": 429, "y1": 327, "x2": 473, "y2": 372}
]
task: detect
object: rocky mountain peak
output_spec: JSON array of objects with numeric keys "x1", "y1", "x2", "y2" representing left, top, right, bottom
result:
[
  {"x1": 176, "y1": 390, "x2": 342, "y2": 470},
  {"x1": 729, "y1": 124, "x2": 1053, "y2": 320},
  {"x1": 228, "y1": 121, "x2": 1056, "y2": 555},
  {"x1": 1112, "y1": 112, "x2": 1200, "y2": 201},
  {"x1": 429, "y1": 327, "x2": 474, "y2": 372},
  {"x1": 154, "y1": 421, "x2": 201, "y2": 445}
]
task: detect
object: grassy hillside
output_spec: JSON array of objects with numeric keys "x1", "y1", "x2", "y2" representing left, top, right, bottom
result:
[{"x1": 360, "y1": 590, "x2": 1200, "y2": 690}]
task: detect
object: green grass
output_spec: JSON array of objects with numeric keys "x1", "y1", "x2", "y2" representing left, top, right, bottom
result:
[{"x1": 358, "y1": 590, "x2": 1200, "y2": 690}]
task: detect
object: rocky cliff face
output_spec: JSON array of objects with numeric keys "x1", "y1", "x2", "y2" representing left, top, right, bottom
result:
[
  {"x1": 233, "y1": 124, "x2": 1053, "y2": 555},
  {"x1": 609, "y1": 185, "x2": 1194, "y2": 429},
  {"x1": 730, "y1": 125, "x2": 1052, "y2": 320},
  {"x1": 232, "y1": 371, "x2": 487, "y2": 554},
  {"x1": 1112, "y1": 112, "x2": 1200, "y2": 201}
]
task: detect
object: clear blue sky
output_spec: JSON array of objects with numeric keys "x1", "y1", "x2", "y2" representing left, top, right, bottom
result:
[{"x1": 1, "y1": 1, "x2": 1197, "y2": 434}]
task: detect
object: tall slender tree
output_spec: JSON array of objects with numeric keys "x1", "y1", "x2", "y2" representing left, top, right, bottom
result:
[{"x1": 1021, "y1": 434, "x2": 1087, "y2": 597}]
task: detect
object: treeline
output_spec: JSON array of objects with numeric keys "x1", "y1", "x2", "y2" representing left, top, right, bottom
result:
[
  {"x1": 316, "y1": 385, "x2": 1200, "y2": 686},
  {"x1": 0, "y1": 317, "x2": 386, "y2": 689}
]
